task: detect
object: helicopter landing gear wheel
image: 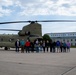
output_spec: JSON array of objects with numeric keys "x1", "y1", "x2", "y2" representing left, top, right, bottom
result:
[{"x1": 4, "y1": 47, "x2": 8, "y2": 50}]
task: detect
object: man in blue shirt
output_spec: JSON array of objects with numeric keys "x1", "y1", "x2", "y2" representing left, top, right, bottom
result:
[
  {"x1": 56, "y1": 40, "x2": 60, "y2": 53},
  {"x1": 20, "y1": 39, "x2": 25, "y2": 53}
]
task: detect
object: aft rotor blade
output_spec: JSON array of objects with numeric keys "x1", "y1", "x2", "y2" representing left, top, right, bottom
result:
[
  {"x1": 0, "y1": 29, "x2": 21, "y2": 31},
  {"x1": 37, "y1": 20, "x2": 76, "y2": 22},
  {"x1": 0, "y1": 21, "x2": 31, "y2": 24}
]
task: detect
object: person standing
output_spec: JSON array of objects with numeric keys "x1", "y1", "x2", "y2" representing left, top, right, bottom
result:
[
  {"x1": 49, "y1": 40, "x2": 53, "y2": 52},
  {"x1": 63, "y1": 41, "x2": 67, "y2": 52},
  {"x1": 60, "y1": 41, "x2": 63, "y2": 53},
  {"x1": 20, "y1": 39, "x2": 25, "y2": 53},
  {"x1": 66, "y1": 41, "x2": 71, "y2": 52},
  {"x1": 15, "y1": 39, "x2": 20, "y2": 52},
  {"x1": 34, "y1": 39, "x2": 39, "y2": 53},
  {"x1": 25, "y1": 40, "x2": 31, "y2": 53},
  {"x1": 46, "y1": 40, "x2": 50, "y2": 52},
  {"x1": 42, "y1": 40, "x2": 46, "y2": 53},
  {"x1": 30, "y1": 41, "x2": 34, "y2": 53},
  {"x1": 56, "y1": 40, "x2": 60, "y2": 53},
  {"x1": 52, "y1": 41, "x2": 56, "y2": 53},
  {"x1": 39, "y1": 40, "x2": 43, "y2": 52}
]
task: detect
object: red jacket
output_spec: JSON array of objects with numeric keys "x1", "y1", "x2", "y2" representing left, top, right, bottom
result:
[{"x1": 25, "y1": 41, "x2": 30, "y2": 47}]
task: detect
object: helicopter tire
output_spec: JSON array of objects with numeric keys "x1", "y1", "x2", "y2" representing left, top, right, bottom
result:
[{"x1": 4, "y1": 47, "x2": 8, "y2": 50}]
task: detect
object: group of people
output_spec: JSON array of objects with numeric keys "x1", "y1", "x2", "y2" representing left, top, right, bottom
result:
[{"x1": 15, "y1": 39, "x2": 71, "y2": 53}]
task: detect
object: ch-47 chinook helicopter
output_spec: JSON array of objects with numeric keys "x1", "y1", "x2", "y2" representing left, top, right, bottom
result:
[{"x1": 0, "y1": 20, "x2": 76, "y2": 50}]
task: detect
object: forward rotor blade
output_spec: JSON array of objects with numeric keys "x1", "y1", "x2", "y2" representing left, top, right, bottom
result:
[
  {"x1": 0, "y1": 29, "x2": 21, "y2": 31},
  {"x1": 0, "y1": 21, "x2": 31, "y2": 24}
]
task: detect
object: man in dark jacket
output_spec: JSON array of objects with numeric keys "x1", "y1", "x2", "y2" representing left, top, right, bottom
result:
[
  {"x1": 46, "y1": 40, "x2": 50, "y2": 52},
  {"x1": 52, "y1": 41, "x2": 56, "y2": 53},
  {"x1": 15, "y1": 39, "x2": 20, "y2": 52}
]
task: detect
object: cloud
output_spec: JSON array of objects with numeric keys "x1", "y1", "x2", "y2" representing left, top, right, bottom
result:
[
  {"x1": 0, "y1": 0, "x2": 76, "y2": 17},
  {"x1": 0, "y1": 0, "x2": 14, "y2": 7},
  {"x1": 0, "y1": 7, "x2": 12, "y2": 17},
  {"x1": 0, "y1": 0, "x2": 14, "y2": 17},
  {"x1": 16, "y1": 0, "x2": 76, "y2": 16}
]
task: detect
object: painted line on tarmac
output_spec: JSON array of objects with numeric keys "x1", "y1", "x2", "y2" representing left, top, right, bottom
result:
[{"x1": 61, "y1": 66, "x2": 76, "y2": 75}]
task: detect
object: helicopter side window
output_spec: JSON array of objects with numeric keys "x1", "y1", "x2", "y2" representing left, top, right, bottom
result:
[
  {"x1": 25, "y1": 31, "x2": 30, "y2": 35},
  {"x1": 1, "y1": 38, "x2": 3, "y2": 41},
  {"x1": 9, "y1": 38, "x2": 12, "y2": 42},
  {"x1": 9, "y1": 38, "x2": 14, "y2": 42},
  {"x1": 11, "y1": 38, "x2": 14, "y2": 41}
]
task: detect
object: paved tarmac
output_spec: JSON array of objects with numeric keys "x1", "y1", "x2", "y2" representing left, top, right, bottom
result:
[{"x1": 0, "y1": 48, "x2": 76, "y2": 75}]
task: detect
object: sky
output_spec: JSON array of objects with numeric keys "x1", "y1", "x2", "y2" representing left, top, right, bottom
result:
[{"x1": 0, "y1": 0, "x2": 76, "y2": 35}]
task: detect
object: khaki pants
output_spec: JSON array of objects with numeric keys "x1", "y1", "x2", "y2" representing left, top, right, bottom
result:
[{"x1": 21, "y1": 46, "x2": 24, "y2": 53}]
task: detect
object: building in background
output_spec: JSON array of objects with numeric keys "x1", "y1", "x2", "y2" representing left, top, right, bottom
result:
[{"x1": 46, "y1": 32, "x2": 76, "y2": 46}]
